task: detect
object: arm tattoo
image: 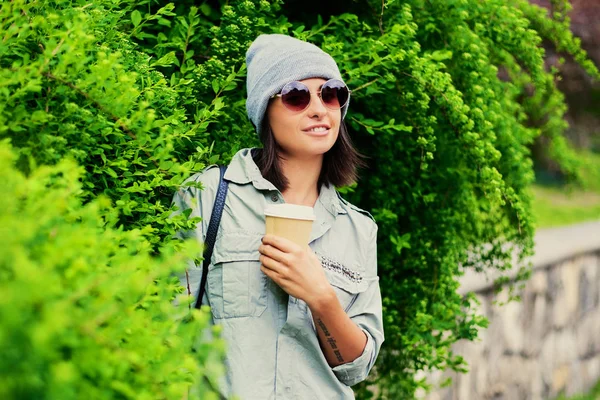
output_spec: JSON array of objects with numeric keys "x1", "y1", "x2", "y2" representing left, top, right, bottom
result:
[
  {"x1": 326, "y1": 337, "x2": 338, "y2": 349},
  {"x1": 316, "y1": 318, "x2": 330, "y2": 336},
  {"x1": 317, "y1": 318, "x2": 344, "y2": 362}
]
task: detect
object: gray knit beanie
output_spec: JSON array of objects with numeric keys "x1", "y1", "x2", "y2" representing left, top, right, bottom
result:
[{"x1": 245, "y1": 34, "x2": 349, "y2": 135}]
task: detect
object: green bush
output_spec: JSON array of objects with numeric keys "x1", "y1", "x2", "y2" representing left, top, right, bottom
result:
[
  {"x1": 0, "y1": 141, "x2": 225, "y2": 399},
  {"x1": 1, "y1": 0, "x2": 598, "y2": 398}
]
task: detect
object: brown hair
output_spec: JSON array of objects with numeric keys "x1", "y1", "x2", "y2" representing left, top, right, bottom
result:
[{"x1": 252, "y1": 117, "x2": 366, "y2": 192}]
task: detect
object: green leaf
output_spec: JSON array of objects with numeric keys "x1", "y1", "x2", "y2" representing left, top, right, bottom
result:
[
  {"x1": 131, "y1": 10, "x2": 142, "y2": 27},
  {"x1": 200, "y1": 3, "x2": 212, "y2": 16},
  {"x1": 157, "y1": 17, "x2": 171, "y2": 27},
  {"x1": 430, "y1": 50, "x2": 453, "y2": 61},
  {"x1": 151, "y1": 51, "x2": 179, "y2": 67},
  {"x1": 213, "y1": 97, "x2": 224, "y2": 111},
  {"x1": 293, "y1": 25, "x2": 305, "y2": 34},
  {"x1": 222, "y1": 83, "x2": 237, "y2": 91},
  {"x1": 105, "y1": 167, "x2": 118, "y2": 178}
]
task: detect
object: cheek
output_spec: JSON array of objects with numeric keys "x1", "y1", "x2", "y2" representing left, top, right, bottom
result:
[
  {"x1": 332, "y1": 114, "x2": 342, "y2": 136},
  {"x1": 266, "y1": 106, "x2": 285, "y2": 141},
  {"x1": 267, "y1": 106, "x2": 303, "y2": 144},
  {"x1": 268, "y1": 104, "x2": 293, "y2": 128},
  {"x1": 269, "y1": 118, "x2": 294, "y2": 145},
  {"x1": 330, "y1": 109, "x2": 342, "y2": 126}
]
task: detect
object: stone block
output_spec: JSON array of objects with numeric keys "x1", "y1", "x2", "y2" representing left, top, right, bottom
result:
[
  {"x1": 523, "y1": 293, "x2": 548, "y2": 357},
  {"x1": 578, "y1": 256, "x2": 599, "y2": 316},
  {"x1": 540, "y1": 332, "x2": 557, "y2": 386},
  {"x1": 597, "y1": 253, "x2": 600, "y2": 307},
  {"x1": 501, "y1": 300, "x2": 524, "y2": 354},
  {"x1": 473, "y1": 363, "x2": 488, "y2": 399},
  {"x1": 551, "y1": 365, "x2": 570, "y2": 396},
  {"x1": 576, "y1": 310, "x2": 600, "y2": 358},
  {"x1": 456, "y1": 367, "x2": 473, "y2": 400},
  {"x1": 562, "y1": 260, "x2": 580, "y2": 317},
  {"x1": 528, "y1": 269, "x2": 548, "y2": 294},
  {"x1": 564, "y1": 360, "x2": 585, "y2": 398},
  {"x1": 553, "y1": 329, "x2": 578, "y2": 366},
  {"x1": 529, "y1": 377, "x2": 544, "y2": 400},
  {"x1": 551, "y1": 260, "x2": 580, "y2": 328},
  {"x1": 483, "y1": 314, "x2": 506, "y2": 380},
  {"x1": 581, "y1": 358, "x2": 600, "y2": 392},
  {"x1": 503, "y1": 384, "x2": 526, "y2": 400},
  {"x1": 500, "y1": 356, "x2": 539, "y2": 388}
]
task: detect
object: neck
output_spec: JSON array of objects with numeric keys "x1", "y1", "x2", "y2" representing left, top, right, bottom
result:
[{"x1": 280, "y1": 153, "x2": 323, "y2": 207}]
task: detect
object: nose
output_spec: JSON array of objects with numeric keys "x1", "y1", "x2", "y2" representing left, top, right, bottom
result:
[{"x1": 306, "y1": 91, "x2": 328, "y2": 118}]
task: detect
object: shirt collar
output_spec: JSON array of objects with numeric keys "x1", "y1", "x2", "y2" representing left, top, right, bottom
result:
[
  {"x1": 224, "y1": 148, "x2": 347, "y2": 217},
  {"x1": 318, "y1": 182, "x2": 347, "y2": 217},
  {"x1": 224, "y1": 148, "x2": 276, "y2": 190}
]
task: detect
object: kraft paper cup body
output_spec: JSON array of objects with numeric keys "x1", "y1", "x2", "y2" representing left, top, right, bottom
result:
[{"x1": 264, "y1": 204, "x2": 315, "y2": 247}]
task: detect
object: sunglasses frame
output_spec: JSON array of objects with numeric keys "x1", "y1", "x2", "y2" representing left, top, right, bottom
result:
[{"x1": 270, "y1": 79, "x2": 351, "y2": 112}]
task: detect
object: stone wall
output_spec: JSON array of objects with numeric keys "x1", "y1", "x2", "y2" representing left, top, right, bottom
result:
[{"x1": 424, "y1": 220, "x2": 600, "y2": 400}]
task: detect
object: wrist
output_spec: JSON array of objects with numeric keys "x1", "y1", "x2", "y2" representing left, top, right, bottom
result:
[{"x1": 306, "y1": 284, "x2": 337, "y2": 314}]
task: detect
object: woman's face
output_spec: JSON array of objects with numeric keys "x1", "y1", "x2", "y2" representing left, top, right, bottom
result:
[{"x1": 266, "y1": 78, "x2": 341, "y2": 159}]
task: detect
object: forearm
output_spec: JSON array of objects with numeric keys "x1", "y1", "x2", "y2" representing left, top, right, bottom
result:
[{"x1": 308, "y1": 289, "x2": 368, "y2": 367}]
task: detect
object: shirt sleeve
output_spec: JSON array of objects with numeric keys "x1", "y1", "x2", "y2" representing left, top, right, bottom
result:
[{"x1": 332, "y1": 223, "x2": 384, "y2": 387}]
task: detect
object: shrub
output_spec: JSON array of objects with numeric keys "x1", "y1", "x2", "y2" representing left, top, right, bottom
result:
[{"x1": 0, "y1": 141, "x2": 225, "y2": 399}]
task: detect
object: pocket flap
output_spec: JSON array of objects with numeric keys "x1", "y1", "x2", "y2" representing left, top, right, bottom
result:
[
  {"x1": 320, "y1": 255, "x2": 369, "y2": 294},
  {"x1": 212, "y1": 230, "x2": 262, "y2": 263}
]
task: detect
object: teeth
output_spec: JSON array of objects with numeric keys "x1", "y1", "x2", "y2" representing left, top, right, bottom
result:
[{"x1": 307, "y1": 127, "x2": 328, "y2": 132}]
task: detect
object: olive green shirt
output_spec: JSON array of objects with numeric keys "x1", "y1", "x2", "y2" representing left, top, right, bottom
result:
[{"x1": 173, "y1": 148, "x2": 384, "y2": 399}]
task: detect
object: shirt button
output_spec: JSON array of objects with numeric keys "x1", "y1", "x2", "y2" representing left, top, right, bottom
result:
[
  {"x1": 270, "y1": 193, "x2": 279, "y2": 202},
  {"x1": 285, "y1": 387, "x2": 292, "y2": 393}
]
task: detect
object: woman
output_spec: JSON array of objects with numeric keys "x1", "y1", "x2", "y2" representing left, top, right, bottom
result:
[{"x1": 174, "y1": 34, "x2": 384, "y2": 399}]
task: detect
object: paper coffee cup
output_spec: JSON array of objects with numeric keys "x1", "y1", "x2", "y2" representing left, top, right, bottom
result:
[{"x1": 264, "y1": 204, "x2": 315, "y2": 247}]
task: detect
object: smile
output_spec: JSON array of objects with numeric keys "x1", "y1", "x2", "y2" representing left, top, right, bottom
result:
[
  {"x1": 302, "y1": 125, "x2": 331, "y2": 136},
  {"x1": 303, "y1": 128, "x2": 330, "y2": 137}
]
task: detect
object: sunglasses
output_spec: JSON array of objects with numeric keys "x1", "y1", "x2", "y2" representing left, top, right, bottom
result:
[{"x1": 270, "y1": 79, "x2": 351, "y2": 112}]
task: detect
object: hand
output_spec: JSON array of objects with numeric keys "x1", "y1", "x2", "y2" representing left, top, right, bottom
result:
[{"x1": 258, "y1": 234, "x2": 335, "y2": 308}]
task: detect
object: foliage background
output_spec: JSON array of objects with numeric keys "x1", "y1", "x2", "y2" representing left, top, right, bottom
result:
[
  {"x1": 0, "y1": 0, "x2": 597, "y2": 398},
  {"x1": 0, "y1": 142, "x2": 226, "y2": 399}
]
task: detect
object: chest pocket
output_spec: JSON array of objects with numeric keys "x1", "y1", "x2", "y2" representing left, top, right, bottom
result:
[
  {"x1": 207, "y1": 230, "x2": 268, "y2": 319},
  {"x1": 319, "y1": 255, "x2": 369, "y2": 312}
]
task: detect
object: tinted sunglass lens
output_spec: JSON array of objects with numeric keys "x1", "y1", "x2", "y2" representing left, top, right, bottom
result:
[
  {"x1": 321, "y1": 87, "x2": 340, "y2": 108},
  {"x1": 281, "y1": 82, "x2": 310, "y2": 111},
  {"x1": 322, "y1": 80, "x2": 349, "y2": 109}
]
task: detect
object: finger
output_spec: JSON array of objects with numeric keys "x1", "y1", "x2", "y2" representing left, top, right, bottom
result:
[
  {"x1": 258, "y1": 244, "x2": 290, "y2": 265},
  {"x1": 262, "y1": 234, "x2": 300, "y2": 254},
  {"x1": 261, "y1": 264, "x2": 282, "y2": 281},
  {"x1": 260, "y1": 254, "x2": 287, "y2": 275}
]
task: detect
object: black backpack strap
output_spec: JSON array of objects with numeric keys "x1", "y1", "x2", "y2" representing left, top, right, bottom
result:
[{"x1": 194, "y1": 165, "x2": 229, "y2": 309}]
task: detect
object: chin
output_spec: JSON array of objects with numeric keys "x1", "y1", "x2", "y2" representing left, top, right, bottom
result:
[
  {"x1": 280, "y1": 141, "x2": 334, "y2": 159},
  {"x1": 301, "y1": 136, "x2": 337, "y2": 156}
]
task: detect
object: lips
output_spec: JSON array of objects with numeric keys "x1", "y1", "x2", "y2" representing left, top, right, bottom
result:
[{"x1": 302, "y1": 124, "x2": 331, "y2": 136}]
